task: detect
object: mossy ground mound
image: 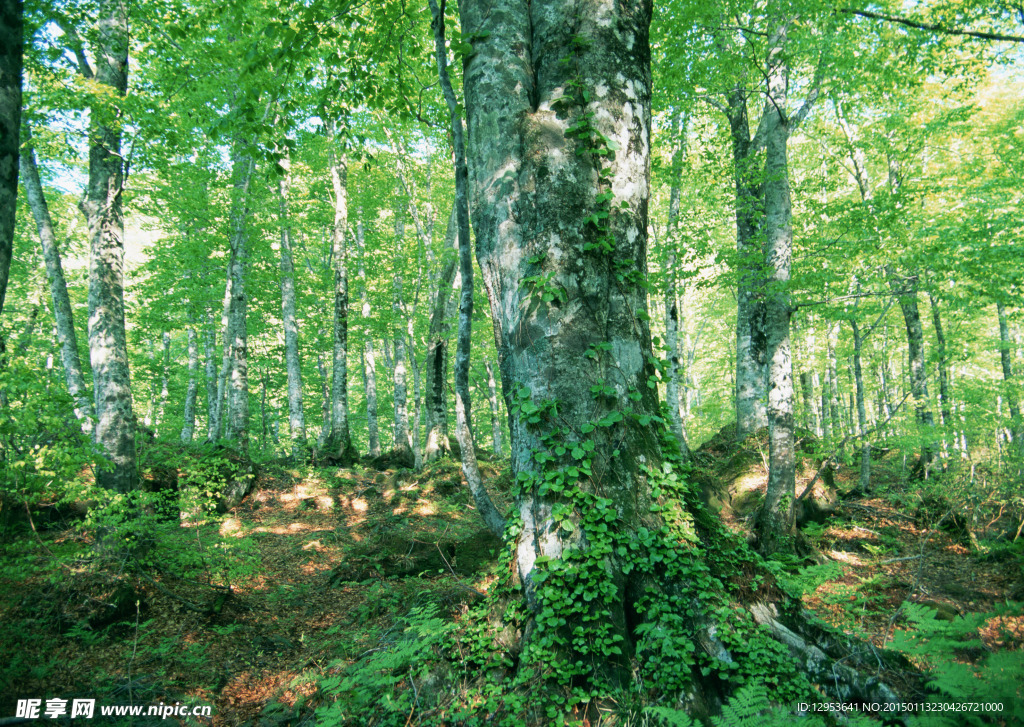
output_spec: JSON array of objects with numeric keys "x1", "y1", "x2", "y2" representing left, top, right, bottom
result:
[{"x1": 691, "y1": 425, "x2": 838, "y2": 533}]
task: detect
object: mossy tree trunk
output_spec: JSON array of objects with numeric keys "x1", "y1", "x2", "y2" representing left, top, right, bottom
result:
[
  {"x1": 459, "y1": 0, "x2": 904, "y2": 717},
  {"x1": 81, "y1": 0, "x2": 135, "y2": 493}
]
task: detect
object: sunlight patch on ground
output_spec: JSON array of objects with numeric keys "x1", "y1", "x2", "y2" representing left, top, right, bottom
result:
[
  {"x1": 414, "y1": 501, "x2": 437, "y2": 516},
  {"x1": 219, "y1": 518, "x2": 244, "y2": 537},
  {"x1": 827, "y1": 550, "x2": 867, "y2": 566},
  {"x1": 252, "y1": 523, "x2": 331, "y2": 535}
]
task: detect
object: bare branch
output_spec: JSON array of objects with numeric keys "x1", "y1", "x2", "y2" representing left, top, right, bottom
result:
[{"x1": 840, "y1": 8, "x2": 1024, "y2": 44}]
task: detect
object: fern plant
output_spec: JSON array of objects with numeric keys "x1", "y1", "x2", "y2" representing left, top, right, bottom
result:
[
  {"x1": 890, "y1": 601, "x2": 1024, "y2": 726},
  {"x1": 643, "y1": 684, "x2": 876, "y2": 727}
]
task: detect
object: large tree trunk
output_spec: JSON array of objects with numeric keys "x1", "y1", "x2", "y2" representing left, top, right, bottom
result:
[
  {"x1": 0, "y1": 0, "x2": 21, "y2": 320},
  {"x1": 181, "y1": 326, "x2": 199, "y2": 442},
  {"x1": 325, "y1": 146, "x2": 357, "y2": 464},
  {"x1": 277, "y1": 151, "x2": 306, "y2": 457},
  {"x1": 80, "y1": 0, "x2": 135, "y2": 493},
  {"x1": 459, "y1": 1, "x2": 902, "y2": 715},
  {"x1": 727, "y1": 89, "x2": 768, "y2": 439},
  {"x1": 356, "y1": 215, "x2": 381, "y2": 457},
  {"x1": 20, "y1": 134, "x2": 95, "y2": 432},
  {"x1": 754, "y1": 28, "x2": 796, "y2": 555}
]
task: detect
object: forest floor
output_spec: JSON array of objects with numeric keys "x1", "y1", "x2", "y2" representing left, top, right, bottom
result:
[{"x1": 1, "y1": 445, "x2": 1022, "y2": 725}]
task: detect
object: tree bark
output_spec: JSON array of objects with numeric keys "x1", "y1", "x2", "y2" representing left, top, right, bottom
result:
[
  {"x1": 391, "y1": 201, "x2": 413, "y2": 465},
  {"x1": 458, "y1": 1, "x2": 902, "y2": 713},
  {"x1": 726, "y1": 88, "x2": 768, "y2": 438},
  {"x1": 154, "y1": 331, "x2": 171, "y2": 436},
  {"x1": 423, "y1": 208, "x2": 459, "y2": 464},
  {"x1": 210, "y1": 265, "x2": 232, "y2": 440},
  {"x1": 486, "y1": 359, "x2": 502, "y2": 456},
  {"x1": 432, "y1": 0, "x2": 506, "y2": 536},
  {"x1": 316, "y1": 348, "x2": 330, "y2": 449},
  {"x1": 826, "y1": 321, "x2": 842, "y2": 437},
  {"x1": 997, "y1": 301, "x2": 1022, "y2": 447},
  {"x1": 224, "y1": 144, "x2": 255, "y2": 448},
  {"x1": 326, "y1": 145, "x2": 356, "y2": 464},
  {"x1": 928, "y1": 291, "x2": 951, "y2": 427},
  {"x1": 662, "y1": 109, "x2": 690, "y2": 460},
  {"x1": 0, "y1": 0, "x2": 21, "y2": 320},
  {"x1": 754, "y1": 23, "x2": 797, "y2": 555},
  {"x1": 203, "y1": 312, "x2": 218, "y2": 441},
  {"x1": 889, "y1": 270, "x2": 935, "y2": 474},
  {"x1": 19, "y1": 134, "x2": 95, "y2": 432},
  {"x1": 851, "y1": 319, "x2": 870, "y2": 493},
  {"x1": 80, "y1": 0, "x2": 135, "y2": 493},
  {"x1": 277, "y1": 150, "x2": 306, "y2": 457},
  {"x1": 356, "y1": 214, "x2": 381, "y2": 457},
  {"x1": 181, "y1": 326, "x2": 199, "y2": 442}
]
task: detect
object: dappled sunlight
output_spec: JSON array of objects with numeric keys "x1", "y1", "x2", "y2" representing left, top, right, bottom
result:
[
  {"x1": 827, "y1": 549, "x2": 867, "y2": 566},
  {"x1": 251, "y1": 522, "x2": 331, "y2": 535},
  {"x1": 414, "y1": 501, "x2": 438, "y2": 516}
]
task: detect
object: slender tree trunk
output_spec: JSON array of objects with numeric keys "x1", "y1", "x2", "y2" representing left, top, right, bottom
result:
[
  {"x1": 224, "y1": 144, "x2": 255, "y2": 448},
  {"x1": 850, "y1": 319, "x2": 870, "y2": 493},
  {"x1": 410, "y1": 330, "x2": 423, "y2": 470},
  {"x1": 665, "y1": 263, "x2": 690, "y2": 459},
  {"x1": 203, "y1": 312, "x2": 218, "y2": 441},
  {"x1": 799, "y1": 371, "x2": 818, "y2": 436},
  {"x1": 80, "y1": 0, "x2": 135, "y2": 493},
  {"x1": 423, "y1": 209, "x2": 459, "y2": 463},
  {"x1": 997, "y1": 301, "x2": 1022, "y2": 447},
  {"x1": 316, "y1": 348, "x2": 330, "y2": 449},
  {"x1": 181, "y1": 326, "x2": 199, "y2": 442},
  {"x1": 277, "y1": 150, "x2": 306, "y2": 457},
  {"x1": 928, "y1": 291, "x2": 952, "y2": 428},
  {"x1": 391, "y1": 201, "x2": 413, "y2": 465},
  {"x1": 889, "y1": 270, "x2": 935, "y2": 474},
  {"x1": 0, "y1": 0, "x2": 21, "y2": 320},
  {"x1": 826, "y1": 322, "x2": 842, "y2": 437},
  {"x1": 928, "y1": 291, "x2": 951, "y2": 462},
  {"x1": 211, "y1": 265, "x2": 232, "y2": 440},
  {"x1": 431, "y1": 0, "x2": 505, "y2": 537},
  {"x1": 155, "y1": 331, "x2": 170, "y2": 436},
  {"x1": 326, "y1": 145, "x2": 356, "y2": 463},
  {"x1": 20, "y1": 134, "x2": 95, "y2": 432},
  {"x1": 356, "y1": 214, "x2": 381, "y2": 457},
  {"x1": 662, "y1": 109, "x2": 690, "y2": 459}
]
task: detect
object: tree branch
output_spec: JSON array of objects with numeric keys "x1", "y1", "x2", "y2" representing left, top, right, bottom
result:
[{"x1": 840, "y1": 8, "x2": 1024, "y2": 44}]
